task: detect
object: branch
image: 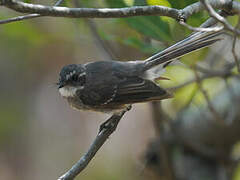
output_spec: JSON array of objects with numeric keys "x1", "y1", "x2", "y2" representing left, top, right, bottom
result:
[
  {"x1": 0, "y1": 0, "x2": 239, "y2": 21},
  {"x1": 0, "y1": 0, "x2": 64, "y2": 24},
  {"x1": 193, "y1": 68, "x2": 225, "y2": 124},
  {"x1": 231, "y1": 17, "x2": 240, "y2": 72},
  {"x1": 179, "y1": 21, "x2": 224, "y2": 32},
  {"x1": 168, "y1": 69, "x2": 234, "y2": 91},
  {"x1": 200, "y1": 0, "x2": 240, "y2": 35},
  {"x1": 58, "y1": 107, "x2": 130, "y2": 180},
  {"x1": 73, "y1": 0, "x2": 116, "y2": 61}
]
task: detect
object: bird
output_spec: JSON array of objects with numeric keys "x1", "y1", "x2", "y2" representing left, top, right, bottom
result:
[{"x1": 58, "y1": 30, "x2": 223, "y2": 114}]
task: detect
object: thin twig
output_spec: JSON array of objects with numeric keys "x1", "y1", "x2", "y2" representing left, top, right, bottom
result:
[
  {"x1": 201, "y1": 0, "x2": 240, "y2": 35},
  {"x1": 73, "y1": 0, "x2": 116, "y2": 60},
  {"x1": 168, "y1": 70, "x2": 233, "y2": 91},
  {"x1": 179, "y1": 21, "x2": 224, "y2": 32},
  {"x1": 58, "y1": 107, "x2": 130, "y2": 180},
  {"x1": 199, "y1": 10, "x2": 229, "y2": 28},
  {"x1": 0, "y1": 0, "x2": 65, "y2": 25},
  {"x1": 193, "y1": 68, "x2": 225, "y2": 124},
  {"x1": 232, "y1": 35, "x2": 240, "y2": 72},
  {"x1": 231, "y1": 17, "x2": 240, "y2": 72}
]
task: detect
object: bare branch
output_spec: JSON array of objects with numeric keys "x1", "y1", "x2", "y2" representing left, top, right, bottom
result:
[
  {"x1": 200, "y1": 0, "x2": 240, "y2": 35},
  {"x1": 0, "y1": 0, "x2": 179, "y2": 19},
  {"x1": 0, "y1": 0, "x2": 65, "y2": 24},
  {"x1": 58, "y1": 107, "x2": 130, "y2": 180},
  {"x1": 231, "y1": 17, "x2": 240, "y2": 72},
  {"x1": 179, "y1": 21, "x2": 224, "y2": 32},
  {"x1": 0, "y1": 14, "x2": 40, "y2": 25},
  {"x1": 0, "y1": 0, "x2": 239, "y2": 21},
  {"x1": 232, "y1": 35, "x2": 240, "y2": 72},
  {"x1": 168, "y1": 68, "x2": 234, "y2": 91},
  {"x1": 73, "y1": 0, "x2": 116, "y2": 61},
  {"x1": 193, "y1": 68, "x2": 225, "y2": 124}
]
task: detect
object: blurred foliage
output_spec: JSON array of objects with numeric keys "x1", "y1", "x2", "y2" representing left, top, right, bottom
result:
[
  {"x1": 0, "y1": 102, "x2": 26, "y2": 142},
  {"x1": 0, "y1": 0, "x2": 239, "y2": 179}
]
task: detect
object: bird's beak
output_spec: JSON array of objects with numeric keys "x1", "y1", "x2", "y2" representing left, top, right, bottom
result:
[{"x1": 58, "y1": 82, "x2": 65, "y2": 89}]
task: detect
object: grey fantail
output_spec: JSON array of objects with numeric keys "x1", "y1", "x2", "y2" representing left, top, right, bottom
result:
[{"x1": 58, "y1": 30, "x2": 222, "y2": 113}]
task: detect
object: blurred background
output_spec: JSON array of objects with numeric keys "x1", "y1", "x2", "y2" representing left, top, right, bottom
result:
[{"x1": 1, "y1": 0, "x2": 240, "y2": 180}]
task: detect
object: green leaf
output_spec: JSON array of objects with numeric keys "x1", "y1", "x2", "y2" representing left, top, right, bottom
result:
[
  {"x1": 123, "y1": 16, "x2": 171, "y2": 42},
  {"x1": 158, "y1": 65, "x2": 194, "y2": 88},
  {"x1": 146, "y1": 0, "x2": 171, "y2": 7},
  {"x1": 105, "y1": 0, "x2": 126, "y2": 7},
  {"x1": 122, "y1": 36, "x2": 160, "y2": 54},
  {"x1": 170, "y1": 0, "x2": 199, "y2": 9},
  {"x1": 180, "y1": 47, "x2": 209, "y2": 66},
  {"x1": 133, "y1": 0, "x2": 145, "y2": 6},
  {"x1": 105, "y1": 0, "x2": 172, "y2": 44}
]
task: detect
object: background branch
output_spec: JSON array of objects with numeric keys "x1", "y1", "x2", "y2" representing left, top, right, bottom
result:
[
  {"x1": 0, "y1": 0, "x2": 64, "y2": 24},
  {"x1": 73, "y1": 0, "x2": 116, "y2": 61}
]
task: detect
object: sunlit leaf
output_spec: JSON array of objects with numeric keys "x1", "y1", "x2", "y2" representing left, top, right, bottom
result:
[
  {"x1": 173, "y1": 83, "x2": 197, "y2": 109},
  {"x1": 180, "y1": 47, "x2": 209, "y2": 66},
  {"x1": 158, "y1": 65, "x2": 194, "y2": 88},
  {"x1": 193, "y1": 78, "x2": 225, "y2": 105},
  {"x1": 146, "y1": 0, "x2": 171, "y2": 7}
]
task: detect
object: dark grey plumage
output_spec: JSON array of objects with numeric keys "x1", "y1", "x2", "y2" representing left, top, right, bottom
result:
[{"x1": 58, "y1": 30, "x2": 223, "y2": 113}]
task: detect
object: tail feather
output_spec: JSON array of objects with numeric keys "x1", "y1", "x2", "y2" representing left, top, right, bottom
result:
[{"x1": 143, "y1": 30, "x2": 223, "y2": 71}]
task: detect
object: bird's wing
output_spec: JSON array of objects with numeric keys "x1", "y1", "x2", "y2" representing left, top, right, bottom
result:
[
  {"x1": 76, "y1": 83, "x2": 118, "y2": 106},
  {"x1": 111, "y1": 77, "x2": 171, "y2": 105},
  {"x1": 77, "y1": 77, "x2": 171, "y2": 107}
]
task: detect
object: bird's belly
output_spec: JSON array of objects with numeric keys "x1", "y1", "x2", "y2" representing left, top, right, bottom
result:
[{"x1": 66, "y1": 97, "x2": 126, "y2": 114}]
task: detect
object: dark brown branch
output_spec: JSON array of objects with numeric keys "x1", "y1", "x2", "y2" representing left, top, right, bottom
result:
[{"x1": 58, "y1": 107, "x2": 130, "y2": 180}]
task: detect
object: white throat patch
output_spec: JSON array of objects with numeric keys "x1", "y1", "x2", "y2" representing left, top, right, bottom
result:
[{"x1": 59, "y1": 86, "x2": 79, "y2": 97}]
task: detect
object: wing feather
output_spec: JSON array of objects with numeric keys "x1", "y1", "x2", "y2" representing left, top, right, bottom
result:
[{"x1": 77, "y1": 76, "x2": 170, "y2": 107}]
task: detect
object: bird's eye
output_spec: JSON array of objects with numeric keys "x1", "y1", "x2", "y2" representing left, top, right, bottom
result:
[
  {"x1": 69, "y1": 73, "x2": 86, "y2": 86},
  {"x1": 78, "y1": 73, "x2": 86, "y2": 86},
  {"x1": 71, "y1": 74, "x2": 79, "y2": 82}
]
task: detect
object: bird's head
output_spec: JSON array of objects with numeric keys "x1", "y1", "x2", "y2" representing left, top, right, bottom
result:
[{"x1": 58, "y1": 64, "x2": 86, "y2": 97}]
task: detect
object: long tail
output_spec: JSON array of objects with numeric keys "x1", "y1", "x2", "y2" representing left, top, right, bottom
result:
[{"x1": 143, "y1": 30, "x2": 223, "y2": 71}]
